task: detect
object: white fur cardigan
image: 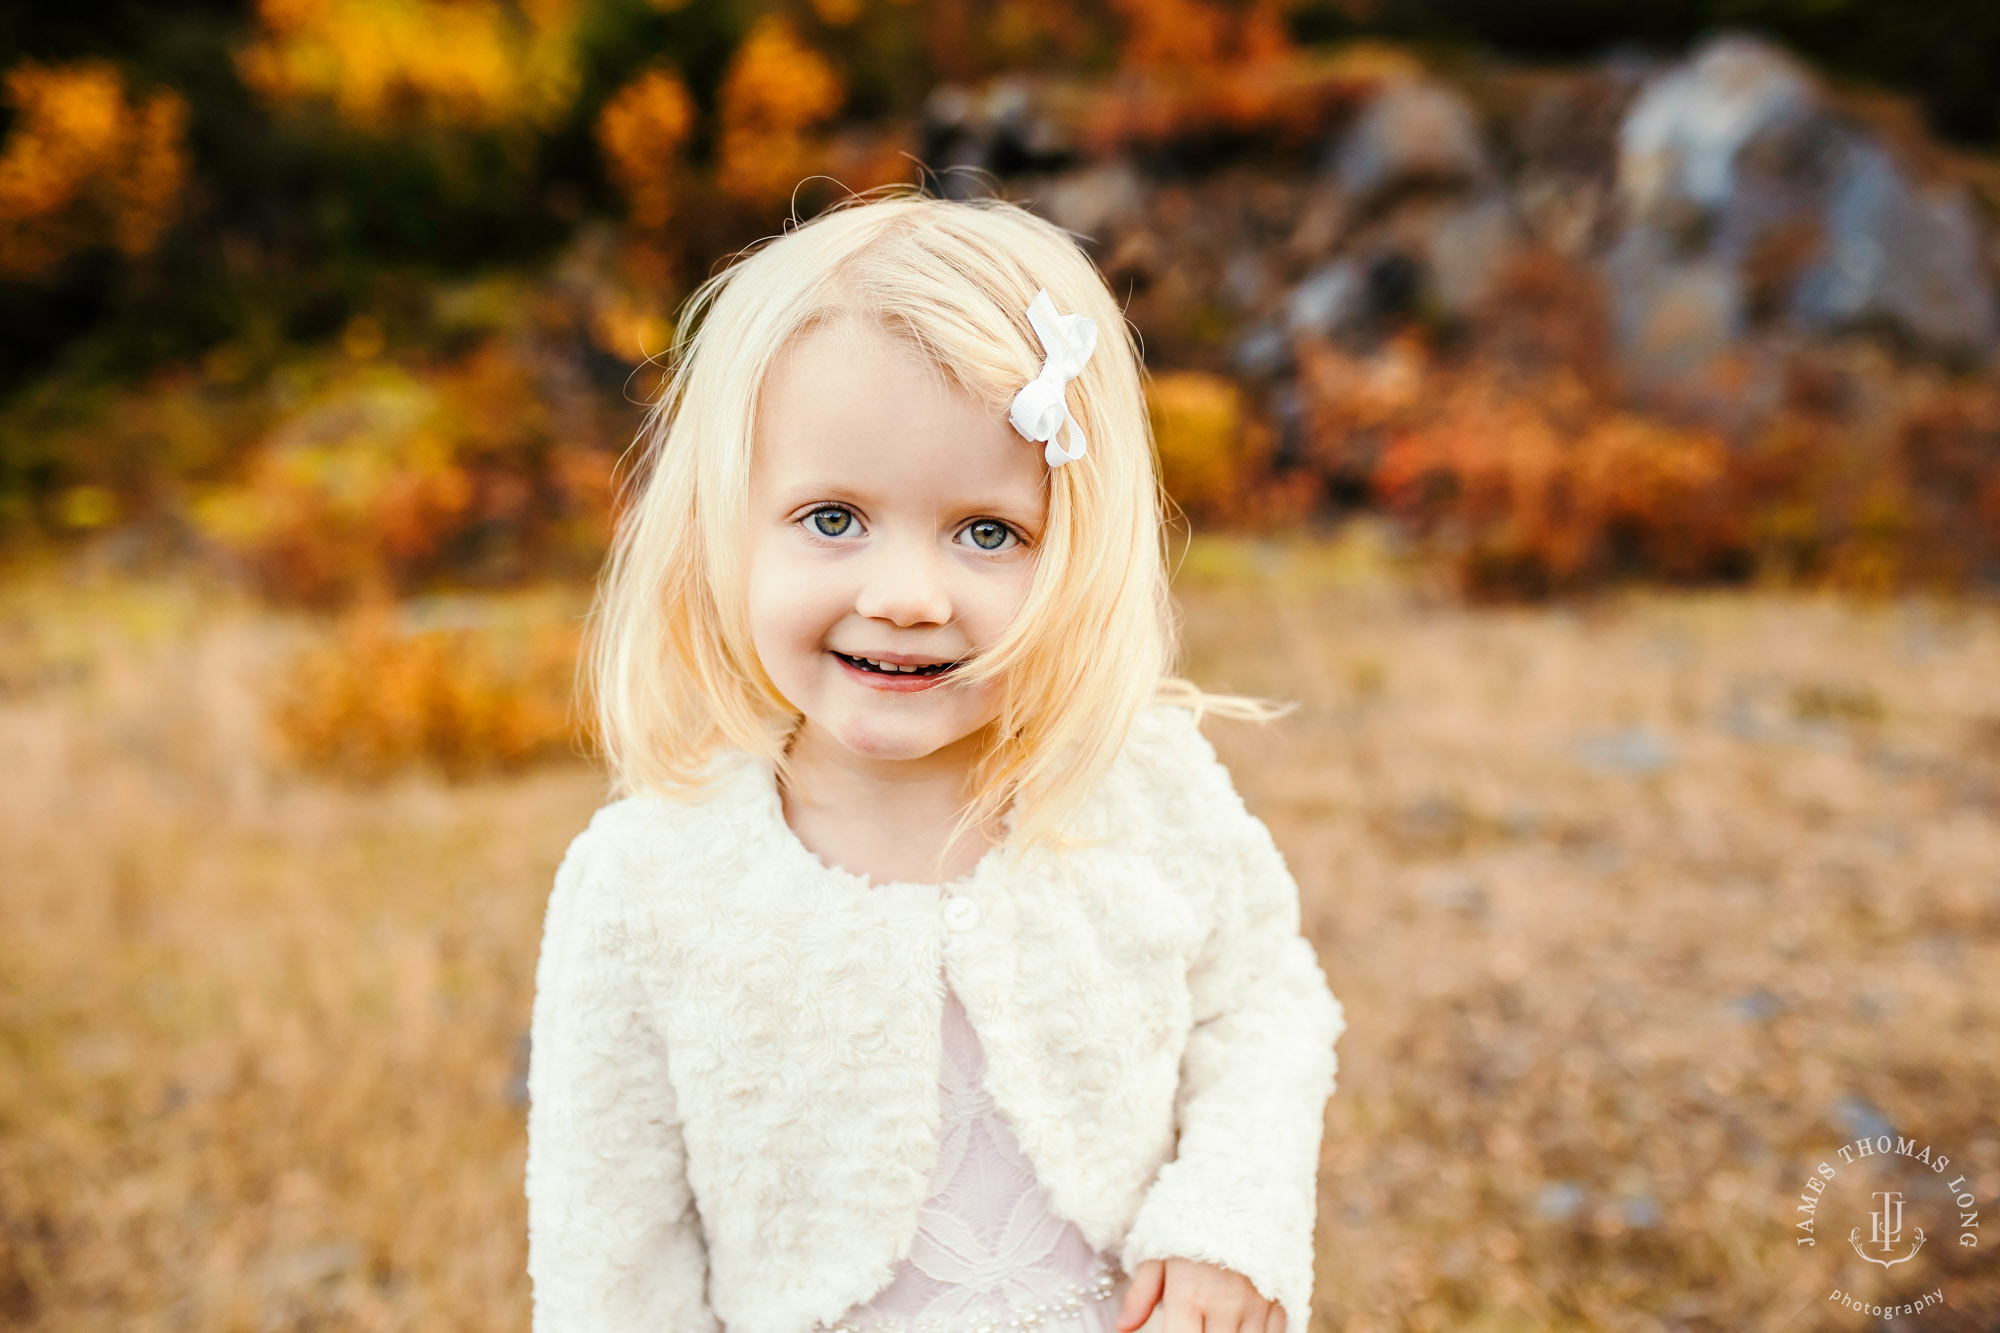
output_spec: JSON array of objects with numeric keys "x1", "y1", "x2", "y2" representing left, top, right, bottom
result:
[{"x1": 525, "y1": 703, "x2": 1345, "y2": 1333}]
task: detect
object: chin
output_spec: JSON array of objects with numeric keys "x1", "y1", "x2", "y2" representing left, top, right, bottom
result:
[
  {"x1": 831, "y1": 718, "x2": 951, "y2": 761},
  {"x1": 828, "y1": 710, "x2": 985, "y2": 762}
]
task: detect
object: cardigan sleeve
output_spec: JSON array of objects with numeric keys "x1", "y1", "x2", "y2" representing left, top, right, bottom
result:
[
  {"x1": 526, "y1": 815, "x2": 717, "y2": 1333},
  {"x1": 1118, "y1": 713, "x2": 1346, "y2": 1333}
]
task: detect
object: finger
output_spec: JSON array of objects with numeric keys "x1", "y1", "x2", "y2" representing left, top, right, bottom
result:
[
  {"x1": 1266, "y1": 1302, "x2": 1287, "y2": 1333},
  {"x1": 1205, "y1": 1294, "x2": 1246, "y2": 1333},
  {"x1": 1163, "y1": 1286, "x2": 1203, "y2": 1333},
  {"x1": 1117, "y1": 1260, "x2": 1166, "y2": 1333}
]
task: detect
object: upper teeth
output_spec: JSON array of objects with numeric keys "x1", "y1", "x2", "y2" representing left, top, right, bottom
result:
[{"x1": 858, "y1": 656, "x2": 948, "y2": 673}]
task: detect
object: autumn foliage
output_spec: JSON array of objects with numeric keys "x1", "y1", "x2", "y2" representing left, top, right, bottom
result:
[
  {"x1": 595, "y1": 67, "x2": 698, "y2": 233},
  {"x1": 234, "y1": 0, "x2": 583, "y2": 131},
  {"x1": 3, "y1": 1, "x2": 1998, "y2": 617},
  {"x1": 268, "y1": 598, "x2": 590, "y2": 780},
  {"x1": 191, "y1": 339, "x2": 615, "y2": 607},
  {"x1": 1294, "y1": 249, "x2": 2000, "y2": 600},
  {"x1": 1362, "y1": 360, "x2": 1749, "y2": 598},
  {"x1": 0, "y1": 60, "x2": 189, "y2": 281},
  {"x1": 1148, "y1": 369, "x2": 1314, "y2": 527},
  {"x1": 715, "y1": 15, "x2": 848, "y2": 207}
]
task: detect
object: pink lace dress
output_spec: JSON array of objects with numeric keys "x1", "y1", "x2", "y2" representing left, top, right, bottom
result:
[{"x1": 819, "y1": 978, "x2": 1129, "y2": 1333}]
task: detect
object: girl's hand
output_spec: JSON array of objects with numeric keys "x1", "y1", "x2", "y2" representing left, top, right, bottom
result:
[{"x1": 1114, "y1": 1257, "x2": 1285, "y2": 1333}]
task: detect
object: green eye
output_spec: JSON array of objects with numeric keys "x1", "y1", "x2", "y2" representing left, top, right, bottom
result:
[
  {"x1": 807, "y1": 507, "x2": 854, "y2": 538},
  {"x1": 965, "y1": 520, "x2": 1014, "y2": 551}
]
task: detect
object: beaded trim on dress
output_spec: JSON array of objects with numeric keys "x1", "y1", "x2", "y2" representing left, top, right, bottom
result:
[
  {"x1": 825, "y1": 1267, "x2": 1121, "y2": 1333},
  {"x1": 817, "y1": 980, "x2": 1127, "y2": 1333}
]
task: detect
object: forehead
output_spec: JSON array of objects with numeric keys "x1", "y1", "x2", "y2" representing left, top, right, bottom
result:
[{"x1": 751, "y1": 319, "x2": 1047, "y2": 514}]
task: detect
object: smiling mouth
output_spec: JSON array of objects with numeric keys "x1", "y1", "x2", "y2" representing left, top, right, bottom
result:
[{"x1": 832, "y1": 651, "x2": 961, "y2": 678}]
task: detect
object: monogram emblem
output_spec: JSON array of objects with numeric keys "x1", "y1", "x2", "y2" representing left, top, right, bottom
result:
[{"x1": 1848, "y1": 1190, "x2": 1926, "y2": 1268}]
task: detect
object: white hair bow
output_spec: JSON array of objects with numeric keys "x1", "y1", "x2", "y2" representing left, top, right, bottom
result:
[{"x1": 1008, "y1": 288, "x2": 1098, "y2": 467}]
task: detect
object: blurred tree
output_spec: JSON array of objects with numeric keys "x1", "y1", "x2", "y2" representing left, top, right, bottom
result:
[
  {"x1": 0, "y1": 59, "x2": 190, "y2": 282},
  {"x1": 233, "y1": 0, "x2": 583, "y2": 132},
  {"x1": 1111, "y1": 0, "x2": 1296, "y2": 68},
  {"x1": 595, "y1": 64, "x2": 696, "y2": 233},
  {"x1": 715, "y1": 13, "x2": 845, "y2": 206}
]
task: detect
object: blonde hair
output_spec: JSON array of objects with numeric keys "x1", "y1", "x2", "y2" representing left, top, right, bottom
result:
[{"x1": 585, "y1": 183, "x2": 1287, "y2": 875}]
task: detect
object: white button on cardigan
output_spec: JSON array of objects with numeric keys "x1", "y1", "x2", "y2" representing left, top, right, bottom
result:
[
  {"x1": 525, "y1": 703, "x2": 1345, "y2": 1333},
  {"x1": 943, "y1": 896, "x2": 982, "y2": 932}
]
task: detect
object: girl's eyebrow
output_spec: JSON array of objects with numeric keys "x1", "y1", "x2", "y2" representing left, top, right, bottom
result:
[
  {"x1": 776, "y1": 481, "x2": 874, "y2": 509},
  {"x1": 777, "y1": 482, "x2": 1045, "y2": 528}
]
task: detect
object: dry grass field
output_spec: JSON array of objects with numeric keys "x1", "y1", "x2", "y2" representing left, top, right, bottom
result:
[{"x1": 2, "y1": 532, "x2": 1996, "y2": 1332}]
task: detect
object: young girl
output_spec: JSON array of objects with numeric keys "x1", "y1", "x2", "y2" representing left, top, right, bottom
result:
[{"x1": 526, "y1": 188, "x2": 1345, "y2": 1333}]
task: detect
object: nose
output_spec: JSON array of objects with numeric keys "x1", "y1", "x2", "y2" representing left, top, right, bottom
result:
[{"x1": 853, "y1": 530, "x2": 952, "y2": 628}]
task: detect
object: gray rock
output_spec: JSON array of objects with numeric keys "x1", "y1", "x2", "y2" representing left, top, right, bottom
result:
[
  {"x1": 1267, "y1": 381, "x2": 1305, "y2": 465},
  {"x1": 1037, "y1": 162, "x2": 1146, "y2": 244},
  {"x1": 1420, "y1": 193, "x2": 1522, "y2": 315},
  {"x1": 1618, "y1": 33, "x2": 1822, "y2": 223},
  {"x1": 254, "y1": 1239, "x2": 363, "y2": 1298},
  {"x1": 1604, "y1": 227, "x2": 1745, "y2": 380},
  {"x1": 1833, "y1": 1095, "x2": 1896, "y2": 1144},
  {"x1": 1329, "y1": 79, "x2": 1492, "y2": 205},
  {"x1": 1535, "y1": 1180, "x2": 1587, "y2": 1222},
  {"x1": 1222, "y1": 251, "x2": 1272, "y2": 311},
  {"x1": 1571, "y1": 725, "x2": 1675, "y2": 775},
  {"x1": 1622, "y1": 1193, "x2": 1662, "y2": 1229},
  {"x1": 1790, "y1": 137, "x2": 1998, "y2": 354},
  {"x1": 1232, "y1": 322, "x2": 1291, "y2": 378},
  {"x1": 922, "y1": 76, "x2": 1077, "y2": 189},
  {"x1": 1286, "y1": 259, "x2": 1365, "y2": 337},
  {"x1": 1394, "y1": 791, "x2": 1468, "y2": 846},
  {"x1": 1728, "y1": 988, "x2": 1785, "y2": 1021},
  {"x1": 1516, "y1": 171, "x2": 1609, "y2": 259},
  {"x1": 1613, "y1": 31, "x2": 1998, "y2": 358}
]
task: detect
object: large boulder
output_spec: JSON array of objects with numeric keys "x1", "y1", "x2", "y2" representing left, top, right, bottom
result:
[
  {"x1": 1603, "y1": 227, "x2": 1745, "y2": 382},
  {"x1": 1789, "y1": 137, "x2": 1997, "y2": 355},
  {"x1": 1612, "y1": 31, "x2": 1997, "y2": 359},
  {"x1": 1285, "y1": 251, "x2": 1424, "y2": 342},
  {"x1": 1417, "y1": 193, "x2": 1522, "y2": 315},
  {"x1": 1617, "y1": 34, "x2": 1821, "y2": 227},
  {"x1": 1036, "y1": 162, "x2": 1147, "y2": 244},
  {"x1": 1287, "y1": 258, "x2": 1366, "y2": 338},
  {"x1": 921, "y1": 78, "x2": 1077, "y2": 188},
  {"x1": 1328, "y1": 78, "x2": 1493, "y2": 206}
]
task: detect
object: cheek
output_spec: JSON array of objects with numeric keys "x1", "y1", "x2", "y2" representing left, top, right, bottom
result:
[
  {"x1": 747, "y1": 547, "x2": 838, "y2": 651},
  {"x1": 973, "y1": 562, "x2": 1036, "y2": 636}
]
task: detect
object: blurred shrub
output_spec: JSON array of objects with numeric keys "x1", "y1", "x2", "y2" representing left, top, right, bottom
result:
[
  {"x1": 0, "y1": 60, "x2": 189, "y2": 282},
  {"x1": 1297, "y1": 246, "x2": 2000, "y2": 597},
  {"x1": 1150, "y1": 370, "x2": 1245, "y2": 516},
  {"x1": 1149, "y1": 368, "x2": 1318, "y2": 526},
  {"x1": 1301, "y1": 333, "x2": 1754, "y2": 598},
  {"x1": 0, "y1": 361, "x2": 277, "y2": 538},
  {"x1": 1896, "y1": 383, "x2": 2000, "y2": 585},
  {"x1": 1729, "y1": 369, "x2": 2000, "y2": 593},
  {"x1": 1078, "y1": 34, "x2": 1407, "y2": 159},
  {"x1": 268, "y1": 598, "x2": 591, "y2": 780},
  {"x1": 1144, "y1": 374, "x2": 1248, "y2": 520},
  {"x1": 716, "y1": 15, "x2": 846, "y2": 207},
  {"x1": 234, "y1": 0, "x2": 582, "y2": 132},
  {"x1": 1368, "y1": 363, "x2": 1750, "y2": 598},
  {"x1": 191, "y1": 339, "x2": 614, "y2": 606}
]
